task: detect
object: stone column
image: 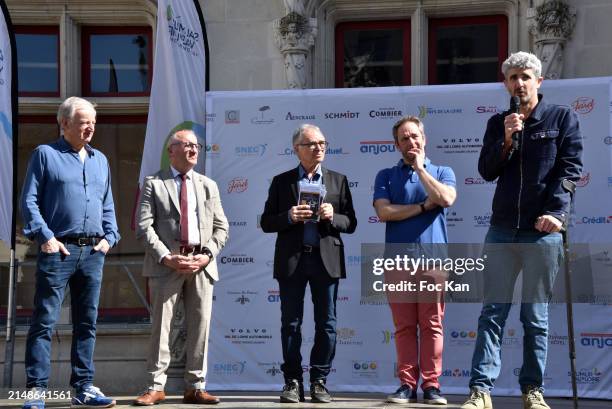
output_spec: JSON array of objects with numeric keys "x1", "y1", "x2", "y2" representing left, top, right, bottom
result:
[
  {"x1": 273, "y1": 0, "x2": 317, "y2": 89},
  {"x1": 527, "y1": 0, "x2": 576, "y2": 80}
]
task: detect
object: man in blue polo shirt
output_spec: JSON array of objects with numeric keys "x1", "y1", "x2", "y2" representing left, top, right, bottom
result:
[
  {"x1": 20, "y1": 97, "x2": 120, "y2": 409},
  {"x1": 373, "y1": 115, "x2": 456, "y2": 405}
]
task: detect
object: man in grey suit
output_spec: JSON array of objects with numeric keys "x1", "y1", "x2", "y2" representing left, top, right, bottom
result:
[{"x1": 133, "y1": 129, "x2": 228, "y2": 406}]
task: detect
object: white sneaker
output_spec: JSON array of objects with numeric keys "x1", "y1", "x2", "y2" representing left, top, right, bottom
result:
[
  {"x1": 22, "y1": 387, "x2": 46, "y2": 409},
  {"x1": 522, "y1": 386, "x2": 550, "y2": 409},
  {"x1": 71, "y1": 385, "x2": 116, "y2": 408},
  {"x1": 461, "y1": 389, "x2": 492, "y2": 409}
]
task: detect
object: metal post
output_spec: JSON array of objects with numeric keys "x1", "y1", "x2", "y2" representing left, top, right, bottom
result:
[
  {"x1": 561, "y1": 178, "x2": 578, "y2": 409},
  {"x1": 3, "y1": 249, "x2": 17, "y2": 388}
]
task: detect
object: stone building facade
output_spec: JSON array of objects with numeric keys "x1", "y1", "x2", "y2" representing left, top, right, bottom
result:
[{"x1": 1, "y1": 0, "x2": 611, "y2": 392}]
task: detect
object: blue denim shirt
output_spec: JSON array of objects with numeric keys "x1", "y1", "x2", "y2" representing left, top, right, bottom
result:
[
  {"x1": 21, "y1": 137, "x2": 120, "y2": 246},
  {"x1": 373, "y1": 158, "x2": 456, "y2": 244},
  {"x1": 478, "y1": 94, "x2": 583, "y2": 229}
]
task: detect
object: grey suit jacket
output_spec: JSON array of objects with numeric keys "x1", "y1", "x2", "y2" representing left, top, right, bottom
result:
[{"x1": 136, "y1": 168, "x2": 229, "y2": 280}]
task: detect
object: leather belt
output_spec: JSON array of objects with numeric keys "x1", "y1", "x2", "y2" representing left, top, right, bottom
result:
[
  {"x1": 57, "y1": 236, "x2": 103, "y2": 247},
  {"x1": 302, "y1": 245, "x2": 320, "y2": 253}
]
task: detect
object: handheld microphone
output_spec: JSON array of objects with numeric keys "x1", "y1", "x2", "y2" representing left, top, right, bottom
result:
[{"x1": 509, "y1": 96, "x2": 521, "y2": 151}]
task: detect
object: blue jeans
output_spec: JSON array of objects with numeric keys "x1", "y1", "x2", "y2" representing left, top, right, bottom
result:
[
  {"x1": 25, "y1": 244, "x2": 106, "y2": 390},
  {"x1": 469, "y1": 225, "x2": 563, "y2": 393},
  {"x1": 278, "y1": 251, "x2": 339, "y2": 384}
]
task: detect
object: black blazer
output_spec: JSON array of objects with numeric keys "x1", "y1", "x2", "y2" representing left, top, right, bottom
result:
[{"x1": 261, "y1": 166, "x2": 357, "y2": 279}]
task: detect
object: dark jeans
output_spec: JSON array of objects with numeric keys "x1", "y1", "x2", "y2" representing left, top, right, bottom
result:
[
  {"x1": 278, "y1": 250, "x2": 339, "y2": 384},
  {"x1": 25, "y1": 244, "x2": 106, "y2": 390},
  {"x1": 469, "y1": 226, "x2": 563, "y2": 393}
]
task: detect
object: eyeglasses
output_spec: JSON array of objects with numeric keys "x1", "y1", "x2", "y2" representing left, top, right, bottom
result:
[
  {"x1": 298, "y1": 141, "x2": 329, "y2": 150},
  {"x1": 171, "y1": 142, "x2": 203, "y2": 151},
  {"x1": 77, "y1": 121, "x2": 96, "y2": 128}
]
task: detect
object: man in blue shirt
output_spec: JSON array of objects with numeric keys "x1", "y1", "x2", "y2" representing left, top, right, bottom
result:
[
  {"x1": 20, "y1": 97, "x2": 120, "y2": 409},
  {"x1": 373, "y1": 116, "x2": 456, "y2": 405},
  {"x1": 461, "y1": 52, "x2": 582, "y2": 409}
]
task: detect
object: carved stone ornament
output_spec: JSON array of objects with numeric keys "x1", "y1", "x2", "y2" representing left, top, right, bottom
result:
[
  {"x1": 533, "y1": 0, "x2": 576, "y2": 39},
  {"x1": 273, "y1": 9, "x2": 317, "y2": 89},
  {"x1": 528, "y1": 0, "x2": 576, "y2": 80}
]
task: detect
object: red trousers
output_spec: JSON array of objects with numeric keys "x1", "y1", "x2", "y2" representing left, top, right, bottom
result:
[{"x1": 386, "y1": 269, "x2": 445, "y2": 390}]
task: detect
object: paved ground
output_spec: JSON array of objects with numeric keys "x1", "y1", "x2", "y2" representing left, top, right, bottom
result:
[{"x1": 0, "y1": 391, "x2": 608, "y2": 408}]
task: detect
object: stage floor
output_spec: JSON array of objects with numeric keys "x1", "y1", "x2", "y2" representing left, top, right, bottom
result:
[{"x1": 1, "y1": 391, "x2": 609, "y2": 408}]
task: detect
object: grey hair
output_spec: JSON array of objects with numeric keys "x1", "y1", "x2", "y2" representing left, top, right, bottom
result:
[
  {"x1": 56, "y1": 97, "x2": 96, "y2": 128},
  {"x1": 292, "y1": 124, "x2": 323, "y2": 146},
  {"x1": 391, "y1": 115, "x2": 425, "y2": 143},
  {"x1": 166, "y1": 129, "x2": 196, "y2": 149},
  {"x1": 501, "y1": 51, "x2": 542, "y2": 78}
]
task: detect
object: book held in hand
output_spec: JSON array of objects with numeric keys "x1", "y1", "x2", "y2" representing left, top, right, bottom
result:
[{"x1": 298, "y1": 180, "x2": 326, "y2": 222}]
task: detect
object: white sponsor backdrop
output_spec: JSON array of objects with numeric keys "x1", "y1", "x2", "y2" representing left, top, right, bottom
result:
[{"x1": 203, "y1": 79, "x2": 612, "y2": 399}]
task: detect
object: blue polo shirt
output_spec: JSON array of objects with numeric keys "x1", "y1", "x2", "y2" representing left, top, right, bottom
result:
[{"x1": 373, "y1": 158, "x2": 455, "y2": 244}]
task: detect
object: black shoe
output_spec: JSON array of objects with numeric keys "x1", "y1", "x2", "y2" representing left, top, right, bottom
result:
[
  {"x1": 387, "y1": 384, "x2": 417, "y2": 404},
  {"x1": 423, "y1": 386, "x2": 448, "y2": 405},
  {"x1": 310, "y1": 379, "x2": 332, "y2": 403},
  {"x1": 280, "y1": 379, "x2": 305, "y2": 403}
]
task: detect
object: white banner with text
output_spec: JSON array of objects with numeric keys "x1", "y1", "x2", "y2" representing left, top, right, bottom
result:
[{"x1": 204, "y1": 79, "x2": 612, "y2": 399}]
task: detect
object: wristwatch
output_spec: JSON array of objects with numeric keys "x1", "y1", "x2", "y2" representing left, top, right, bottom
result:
[{"x1": 201, "y1": 247, "x2": 213, "y2": 260}]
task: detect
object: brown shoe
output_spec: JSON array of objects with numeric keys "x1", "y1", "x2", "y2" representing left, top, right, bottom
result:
[
  {"x1": 133, "y1": 390, "x2": 166, "y2": 406},
  {"x1": 183, "y1": 389, "x2": 220, "y2": 405}
]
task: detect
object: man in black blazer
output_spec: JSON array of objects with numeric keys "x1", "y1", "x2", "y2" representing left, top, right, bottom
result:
[{"x1": 261, "y1": 124, "x2": 357, "y2": 403}]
